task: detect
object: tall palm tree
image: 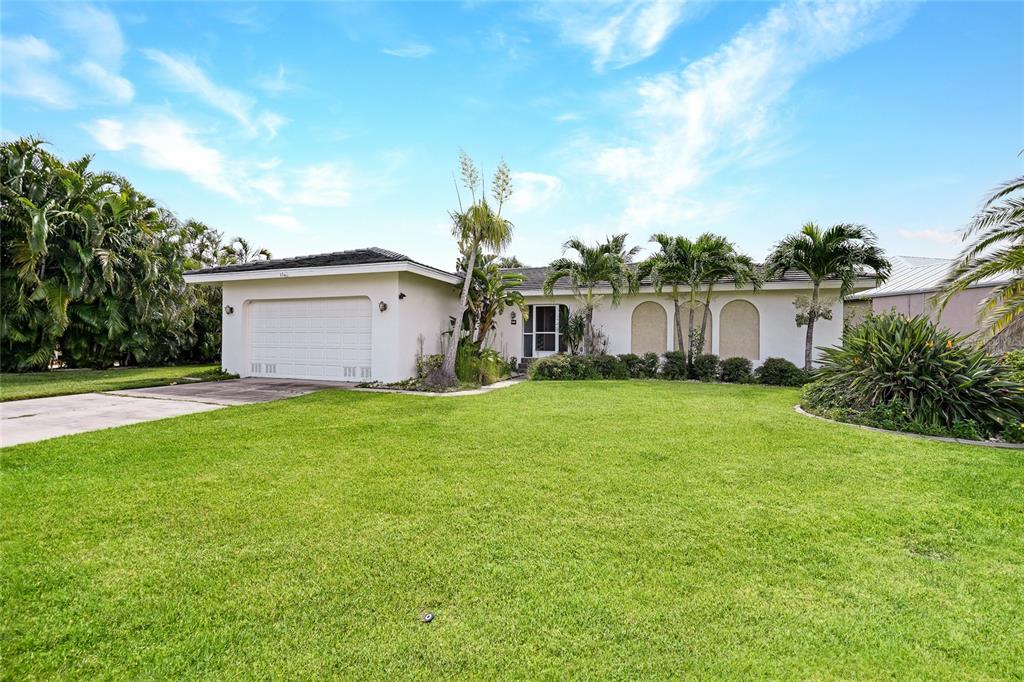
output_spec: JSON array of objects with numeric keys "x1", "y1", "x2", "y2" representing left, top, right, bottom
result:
[
  {"x1": 464, "y1": 254, "x2": 528, "y2": 346},
  {"x1": 765, "y1": 222, "x2": 890, "y2": 371},
  {"x1": 697, "y1": 240, "x2": 763, "y2": 345},
  {"x1": 220, "y1": 236, "x2": 271, "y2": 264},
  {"x1": 937, "y1": 170, "x2": 1024, "y2": 337},
  {"x1": 638, "y1": 233, "x2": 758, "y2": 357},
  {"x1": 543, "y1": 234, "x2": 639, "y2": 354},
  {"x1": 434, "y1": 152, "x2": 514, "y2": 386}
]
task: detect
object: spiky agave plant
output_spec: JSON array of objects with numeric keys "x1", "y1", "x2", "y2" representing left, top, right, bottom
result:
[{"x1": 803, "y1": 312, "x2": 1024, "y2": 435}]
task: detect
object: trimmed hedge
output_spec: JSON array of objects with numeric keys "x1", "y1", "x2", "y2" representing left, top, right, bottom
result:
[
  {"x1": 662, "y1": 351, "x2": 688, "y2": 380},
  {"x1": 755, "y1": 357, "x2": 808, "y2": 386},
  {"x1": 720, "y1": 357, "x2": 753, "y2": 383},
  {"x1": 691, "y1": 354, "x2": 719, "y2": 382},
  {"x1": 618, "y1": 353, "x2": 660, "y2": 378}
]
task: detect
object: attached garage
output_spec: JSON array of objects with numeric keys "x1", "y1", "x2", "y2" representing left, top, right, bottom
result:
[
  {"x1": 247, "y1": 297, "x2": 372, "y2": 381},
  {"x1": 183, "y1": 247, "x2": 463, "y2": 383}
]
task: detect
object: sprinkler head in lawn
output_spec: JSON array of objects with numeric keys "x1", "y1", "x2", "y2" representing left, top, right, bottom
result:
[{"x1": 422, "y1": 612, "x2": 434, "y2": 623}]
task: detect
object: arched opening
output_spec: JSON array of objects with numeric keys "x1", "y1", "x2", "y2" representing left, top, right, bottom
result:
[
  {"x1": 675, "y1": 302, "x2": 712, "y2": 354},
  {"x1": 719, "y1": 300, "x2": 760, "y2": 360},
  {"x1": 631, "y1": 302, "x2": 667, "y2": 355}
]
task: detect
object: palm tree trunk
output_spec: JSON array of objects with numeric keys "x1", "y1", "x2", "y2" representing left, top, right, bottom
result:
[
  {"x1": 804, "y1": 283, "x2": 819, "y2": 371},
  {"x1": 438, "y1": 244, "x2": 478, "y2": 384},
  {"x1": 687, "y1": 288, "x2": 697, "y2": 357},
  {"x1": 583, "y1": 289, "x2": 595, "y2": 355},
  {"x1": 672, "y1": 296, "x2": 684, "y2": 351},
  {"x1": 699, "y1": 286, "x2": 714, "y2": 350}
]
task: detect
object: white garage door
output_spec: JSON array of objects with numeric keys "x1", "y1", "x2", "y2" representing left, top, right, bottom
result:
[{"x1": 247, "y1": 297, "x2": 372, "y2": 381}]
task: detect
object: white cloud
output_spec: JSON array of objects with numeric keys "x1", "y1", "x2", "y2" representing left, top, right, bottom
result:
[
  {"x1": 556, "y1": 112, "x2": 581, "y2": 123},
  {"x1": 539, "y1": 0, "x2": 690, "y2": 70},
  {"x1": 87, "y1": 114, "x2": 351, "y2": 208},
  {"x1": 143, "y1": 49, "x2": 283, "y2": 137},
  {"x1": 74, "y1": 61, "x2": 134, "y2": 104},
  {"x1": 258, "y1": 213, "x2": 305, "y2": 233},
  {"x1": 507, "y1": 172, "x2": 563, "y2": 213},
  {"x1": 0, "y1": 36, "x2": 75, "y2": 108},
  {"x1": 88, "y1": 114, "x2": 242, "y2": 199},
  {"x1": 381, "y1": 44, "x2": 435, "y2": 58},
  {"x1": 292, "y1": 164, "x2": 352, "y2": 207},
  {"x1": 55, "y1": 5, "x2": 134, "y2": 105},
  {"x1": 592, "y1": 0, "x2": 914, "y2": 228},
  {"x1": 897, "y1": 228, "x2": 961, "y2": 245}
]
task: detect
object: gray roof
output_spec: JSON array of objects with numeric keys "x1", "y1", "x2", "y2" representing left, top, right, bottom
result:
[
  {"x1": 185, "y1": 247, "x2": 456, "y2": 277},
  {"x1": 501, "y1": 263, "x2": 863, "y2": 291},
  {"x1": 846, "y1": 255, "x2": 1005, "y2": 300}
]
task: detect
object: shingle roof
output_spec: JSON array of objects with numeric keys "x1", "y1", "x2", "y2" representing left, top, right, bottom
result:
[
  {"x1": 845, "y1": 255, "x2": 1006, "y2": 300},
  {"x1": 185, "y1": 247, "x2": 454, "y2": 276},
  {"x1": 500, "y1": 263, "x2": 867, "y2": 291}
]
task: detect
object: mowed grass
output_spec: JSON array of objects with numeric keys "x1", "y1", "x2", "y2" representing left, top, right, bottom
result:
[
  {"x1": 2, "y1": 381, "x2": 1022, "y2": 678},
  {"x1": 0, "y1": 364, "x2": 224, "y2": 401}
]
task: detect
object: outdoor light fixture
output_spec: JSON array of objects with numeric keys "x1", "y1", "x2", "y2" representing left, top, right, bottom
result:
[
  {"x1": 378, "y1": 301, "x2": 388, "y2": 312},
  {"x1": 510, "y1": 311, "x2": 517, "y2": 325},
  {"x1": 224, "y1": 305, "x2": 234, "y2": 315},
  {"x1": 399, "y1": 292, "x2": 407, "y2": 300}
]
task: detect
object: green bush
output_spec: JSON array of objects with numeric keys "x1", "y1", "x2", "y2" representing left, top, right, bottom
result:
[
  {"x1": 720, "y1": 357, "x2": 753, "y2": 383},
  {"x1": 416, "y1": 353, "x2": 444, "y2": 380},
  {"x1": 691, "y1": 354, "x2": 719, "y2": 382},
  {"x1": 661, "y1": 351, "x2": 687, "y2": 380},
  {"x1": 640, "y1": 352, "x2": 661, "y2": 378},
  {"x1": 529, "y1": 354, "x2": 598, "y2": 381},
  {"x1": 1001, "y1": 348, "x2": 1024, "y2": 383},
  {"x1": 802, "y1": 313, "x2": 1024, "y2": 438},
  {"x1": 592, "y1": 354, "x2": 629, "y2": 379},
  {"x1": 616, "y1": 353, "x2": 659, "y2": 379},
  {"x1": 756, "y1": 357, "x2": 807, "y2": 386}
]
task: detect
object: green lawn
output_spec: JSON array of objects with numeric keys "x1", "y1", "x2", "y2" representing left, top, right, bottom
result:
[
  {"x1": 2, "y1": 382, "x2": 1021, "y2": 678},
  {"x1": 0, "y1": 364, "x2": 226, "y2": 401}
]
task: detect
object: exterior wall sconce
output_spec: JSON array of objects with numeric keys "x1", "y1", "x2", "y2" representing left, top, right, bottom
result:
[
  {"x1": 399, "y1": 292, "x2": 407, "y2": 300},
  {"x1": 378, "y1": 301, "x2": 388, "y2": 312},
  {"x1": 224, "y1": 305, "x2": 234, "y2": 315},
  {"x1": 510, "y1": 311, "x2": 517, "y2": 325}
]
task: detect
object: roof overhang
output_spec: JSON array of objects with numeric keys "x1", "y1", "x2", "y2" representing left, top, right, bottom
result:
[
  {"x1": 183, "y1": 260, "x2": 461, "y2": 285},
  {"x1": 846, "y1": 280, "x2": 999, "y2": 301},
  {"x1": 518, "y1": 277, "x2": 880, "y2": 298}
]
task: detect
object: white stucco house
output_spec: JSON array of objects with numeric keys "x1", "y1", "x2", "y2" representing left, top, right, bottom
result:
[{"x1": 183, "y1": 246, "x2": 880, "y2": 382}]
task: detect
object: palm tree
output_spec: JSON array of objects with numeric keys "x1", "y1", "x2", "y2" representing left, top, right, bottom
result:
[
  {"x1": 464, "y1": 254, "x2": 528, "y2": 346},
  {"x1": 937, "y1": 170, "x2": 1024, "y2": 338},
  {"x1": 220, "y1": 236, "x2": 271, "y2": 264},
  {"x1": 765, "y1": 222, "x2": 890, "y2": 371},
  {"x1": 696, "y1": 240, "x2": 763, "y2": 345},
  {"x1": 434, "y1": 152, "x2": 514, "y2": 386},
  {"x1": 638, "y1": 233, "x2": 759, "y2": 357},
  {"x1": 543, "y1": 234, "x2": 639, "y2": 354},
  {"x1": 496, "y1": 255, "x2": 525, "y2": 268}
]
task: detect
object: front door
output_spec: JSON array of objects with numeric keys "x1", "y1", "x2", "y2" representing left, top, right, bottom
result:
[{"x1": 533, "y1": 305, "x2": 558, "y2": 357}]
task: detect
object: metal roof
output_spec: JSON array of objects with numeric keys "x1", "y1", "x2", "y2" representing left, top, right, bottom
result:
[{"x1": 846, "y1": 255, "x2": 1005, "y2": 300}]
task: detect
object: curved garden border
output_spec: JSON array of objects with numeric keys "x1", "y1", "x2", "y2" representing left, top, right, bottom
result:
[{"x1": 793, "y1": 405, "x2": 1024, "y2": 450}]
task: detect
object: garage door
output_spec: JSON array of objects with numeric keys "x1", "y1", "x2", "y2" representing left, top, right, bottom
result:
[{"x1": 247, "y1": 297, "x2": 372, "y2": 381}]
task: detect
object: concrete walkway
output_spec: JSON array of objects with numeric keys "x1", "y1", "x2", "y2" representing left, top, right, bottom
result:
[{"x1": 1, "y1": 378, "x2": 351, "y2": 447}]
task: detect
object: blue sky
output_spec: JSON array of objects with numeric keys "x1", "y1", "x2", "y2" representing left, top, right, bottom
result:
[{"x1": 2, "y1": 1, "x2": 1022, "y2": 270}]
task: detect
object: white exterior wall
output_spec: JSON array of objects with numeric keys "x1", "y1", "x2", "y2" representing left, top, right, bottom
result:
[
  {"x1": 397, "y1": 271, "x2": 462, "y2": 370},
  {"x1": 488, "y1": 284, "x2": 855, "y2": 367},
  {"x1": 221, "y1": 271, "x2": 458, "y2": 382}
]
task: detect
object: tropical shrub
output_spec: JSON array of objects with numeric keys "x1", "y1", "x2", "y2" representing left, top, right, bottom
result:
[
  {"x1": 1001, "y1": 348, "x2": 1024, "y2": 383},
  {"x1": 802, "y1": 313, "x2": 1024, "y2": 438},
  {"x1": 691, "y1": 354, "x2": 719, "y2": 382},
  {"x1": 639, "y1": 352, "x2": 661, "y2": 378},
  {"x1": 756, "y1": 357, "x2": 807, "y2": 386},
  {"x1": 416, "y1": 353, "x2": 444, "y2": 379},
  {"x1": 720, "y1": 357, "x2": 753, "y2": 383},
  {"x1": 529, "y1": 354, "x2": 597, "y2": 381},
  {"x1": 591, "y1": 354, "x2": 629, "y2": 379},
  {"x1": 661, "y1": 350, "x2": 688, "y2": 380},
  {"x1": 453, "y1": 342, "x2": 511, "y2": 385},
  {"x1": 617, "y1": 354, "x2": 642, "y2": 377}
]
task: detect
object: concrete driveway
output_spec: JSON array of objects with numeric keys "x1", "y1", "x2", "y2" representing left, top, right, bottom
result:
[{"x1": 1, "y1": 378, "x2": 352, "y2": 447}]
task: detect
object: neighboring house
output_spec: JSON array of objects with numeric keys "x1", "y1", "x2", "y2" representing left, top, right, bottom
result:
[
  {"x1": 845, "y1": 255, "x2": 1006, "y2": 341},
  {"x1": 184, "y1": 246, "x2": 880, "y2": 382}
]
